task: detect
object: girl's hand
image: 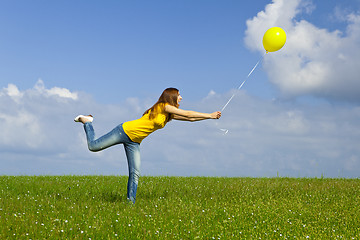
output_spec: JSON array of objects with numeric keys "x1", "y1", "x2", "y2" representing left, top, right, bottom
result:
[{"x1": 210, "y1": 111, "x2": 222, "y2": 119}]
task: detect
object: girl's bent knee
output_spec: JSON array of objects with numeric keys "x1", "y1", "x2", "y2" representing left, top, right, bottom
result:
[{"x1": 88, "y1": 145, "x2": 101, "y2": 152}]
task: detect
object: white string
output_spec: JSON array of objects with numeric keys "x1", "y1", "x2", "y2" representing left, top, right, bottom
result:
[
  {"x1": 219, "y1": 52, "x2": 267, "y2": 135},
  {"x1": 221, "y1": 52, "x2": 266, "y2": 112}
]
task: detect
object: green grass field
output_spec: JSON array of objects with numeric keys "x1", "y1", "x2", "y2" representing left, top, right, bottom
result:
[{"x1": 1, "y1": 176, "x2": 359, "y2": 239}]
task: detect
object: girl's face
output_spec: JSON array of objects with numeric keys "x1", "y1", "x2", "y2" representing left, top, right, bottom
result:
[{"x1": 177, "y1": 93, "x2": 182, "y2": 105}]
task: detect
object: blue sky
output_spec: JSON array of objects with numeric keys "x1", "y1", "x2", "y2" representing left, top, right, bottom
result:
[
  {"x1": 1, "y1": 0, "x2": 360, "y2": 178},
  {"x1": 0, "y1": 0, "x2": 272, "y2": 102}
]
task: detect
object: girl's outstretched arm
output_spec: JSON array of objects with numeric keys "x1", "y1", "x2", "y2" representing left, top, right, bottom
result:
[{"x1": 164, "y1": 105, "x2": 221, "y2": 122}]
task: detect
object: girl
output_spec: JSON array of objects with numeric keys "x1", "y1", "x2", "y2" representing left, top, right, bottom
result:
[{"x1": 74, "y1": 88, "x2": 221, "y2": 203}]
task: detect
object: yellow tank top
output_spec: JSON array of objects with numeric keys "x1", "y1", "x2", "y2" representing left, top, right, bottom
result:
[{"x1": 122, "y1": 103, "x2": 169, "y2": 143}]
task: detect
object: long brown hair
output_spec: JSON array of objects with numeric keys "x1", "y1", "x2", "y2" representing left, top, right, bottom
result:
[{"x1": 143, "y1": 88, "x2": 179, "y2": 122}]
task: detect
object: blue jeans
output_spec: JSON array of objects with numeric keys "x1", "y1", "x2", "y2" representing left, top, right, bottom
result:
[{"x1": 83, "y1": 122, "x2": 140, "y2": 203}]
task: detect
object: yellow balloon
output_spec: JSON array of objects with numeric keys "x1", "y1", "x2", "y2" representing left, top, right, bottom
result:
[{"x1": 262, "y1": 27, "x2": 286, "y2": 52}]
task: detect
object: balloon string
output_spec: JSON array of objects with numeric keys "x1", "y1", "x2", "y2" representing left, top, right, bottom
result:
[
  {"x1": 221, "y1": 52, "x2": 266, "y2": 113},
  {"x1": 218, "y1": 52, "x2": 266, "y2": 135}
]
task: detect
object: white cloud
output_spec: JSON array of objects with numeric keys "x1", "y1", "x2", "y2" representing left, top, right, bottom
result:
[
  {"x1": 0, "y1": 81, "x2": 359, "y2": 178},
  {"x1": 1, "y1": 79, "x2": 79, "y2": 101},
  {"x1": 0, "y1": 110, "x2": 42, "y2": 148},
  {"x1": 3, "y1": 84, "x2": 23, "y2": 98},
  {"x1": 142, "y1": 92, "x2": 360, "y2": 178},
  {"x1": 244, "y1": 0, "x2": 360, "y2": 102},
  {"x1": 0, "y1": 81, "x2": 81, "y2": 151},
  {"x1": 34, "y1": 79, "x2": 78, "y2": 100},
  {"x1": 0, "y1": 80, "x2": 144, "y2": 175}
]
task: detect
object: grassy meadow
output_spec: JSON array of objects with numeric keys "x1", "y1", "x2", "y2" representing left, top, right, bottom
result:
[{"x1": 0, "y1": 176, "x2": 359, "y2": 239}]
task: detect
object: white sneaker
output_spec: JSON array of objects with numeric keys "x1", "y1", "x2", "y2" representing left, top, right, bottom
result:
[{"x1": 74, "y1": 115, "x2": 93, "y2": 123}]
